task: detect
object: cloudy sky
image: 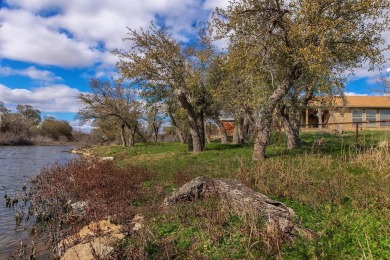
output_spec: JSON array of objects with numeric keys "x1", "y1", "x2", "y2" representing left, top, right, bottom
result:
[{"x1": 0, "y1": 0, "x2": 389, "y2": 128}]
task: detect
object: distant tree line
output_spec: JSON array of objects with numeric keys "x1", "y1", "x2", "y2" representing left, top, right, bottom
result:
[
  {"x1": 0, "y1": 102, "x2": 74, "y2": 145},
  {"x1": 77, "y1": 0, "x2": 389, "y2": 160}
]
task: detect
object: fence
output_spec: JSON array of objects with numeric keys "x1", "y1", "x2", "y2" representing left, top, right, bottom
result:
[{"x1": 300, "y1": 120, "x2": 390, "y2": 144}]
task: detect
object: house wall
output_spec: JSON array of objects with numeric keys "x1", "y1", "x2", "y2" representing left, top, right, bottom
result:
[{"x1": 328, "y1": 108, "x2": 390, "y2": 130}]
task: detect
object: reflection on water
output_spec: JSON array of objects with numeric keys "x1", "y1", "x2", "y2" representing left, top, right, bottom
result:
[{"x1": 0, "y1": 146, "x2": 77, "y2": 259}]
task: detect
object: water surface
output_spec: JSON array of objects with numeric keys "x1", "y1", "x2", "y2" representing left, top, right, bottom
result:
[{"x1": 0, "y1": 146, "x2": 77, "y2": 259}]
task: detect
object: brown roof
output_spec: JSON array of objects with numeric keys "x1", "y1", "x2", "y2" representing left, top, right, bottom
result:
[{"x1": 334, "y1": 96, "x2": 390, "y2": 108}]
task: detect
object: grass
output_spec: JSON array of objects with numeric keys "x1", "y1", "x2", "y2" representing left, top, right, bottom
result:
[{"x1": 25, "y1": 130, "x2": 390, "y2": 259}]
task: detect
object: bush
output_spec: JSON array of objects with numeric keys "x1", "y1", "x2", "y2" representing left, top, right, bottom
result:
[
  {"x1": 23, "y1": 158, "x2": 155, "y2": 253},
  {"x1": 39, "y1": 118, "x2": 73, "y2": 141}
]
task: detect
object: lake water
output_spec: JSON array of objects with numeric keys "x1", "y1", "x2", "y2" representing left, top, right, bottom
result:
[{"x1": 0, "y1": 146, "x2": 78, "y2": 259}]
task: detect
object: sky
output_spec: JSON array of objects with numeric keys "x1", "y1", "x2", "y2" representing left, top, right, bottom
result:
[{"x1": 0, "y1": 0, "x2": 389, "y2": 130}]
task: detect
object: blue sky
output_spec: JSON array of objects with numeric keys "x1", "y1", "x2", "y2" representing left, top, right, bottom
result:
[{"x1": 0, "y1": 0, "x2": 389, "y2": 130}]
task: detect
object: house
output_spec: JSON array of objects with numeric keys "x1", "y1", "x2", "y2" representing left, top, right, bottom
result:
[
  {"x1": 302, "y1": 96, "x2": 390, "y2": 130},
  {"x1": 218, "y1": 96, "x2": 390, "y2": 133}
]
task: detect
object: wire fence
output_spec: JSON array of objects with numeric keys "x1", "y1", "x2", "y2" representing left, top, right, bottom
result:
[{"x1": 300, "y1": 120, "x2": 390, "y2": 144}]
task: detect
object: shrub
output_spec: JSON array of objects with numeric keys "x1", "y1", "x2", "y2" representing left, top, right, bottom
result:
[{"x1": 24, "y1": 158, "x2": 155, "y2": 253}]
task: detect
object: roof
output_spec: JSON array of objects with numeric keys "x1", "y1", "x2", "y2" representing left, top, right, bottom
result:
[{"x1": 334, "y1": 96, "x2": 390, "y2": 108}]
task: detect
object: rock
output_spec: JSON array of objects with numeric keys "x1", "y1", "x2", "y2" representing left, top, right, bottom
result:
[
  {"x1": 69, "y1": 148, "x2": 79, "y2": 154},
  {"x1": 59, "y1": 219, "x2": 125, "y2": 259},
  {"x1": 61, "y1": 239, "x2": 114, "y2": 260},
  {"x1": 130, "y1": 214, "x2": 144, "y2": 232},
  {"x1": 163, "y1": 176, "x2": 315, "y2": 241},
  {"x1": 101, "y1": 156, "x2": 114, "y2": 161}
]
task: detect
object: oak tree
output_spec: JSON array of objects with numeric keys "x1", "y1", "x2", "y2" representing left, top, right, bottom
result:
[
  {"x1": 77, "y1": 79, "x2": 141, "y2": 147},
  {"x1": 214, "y1": 0, "x2": 390, "y2": 160},
  {"x1": 117, "y1": 23, "x2": 218, "y2": 152}
]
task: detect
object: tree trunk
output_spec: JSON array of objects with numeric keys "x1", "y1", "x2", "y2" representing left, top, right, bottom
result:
[
  {"x1": 153, "y1": 125, "x2": 159, "y2": 143},
  {"x1": 163, "y1": 176, "x2": 315, "y2": 241},
  {"x1": 176, "y1": 92, "x2": 205, "y2": 152},
  {"x1": 233, "y1": 117, "x2": 245, "y2": 145},
  {"x1": 187, "y1": 134, "x2": 193, "y2": 152},
  {"x1": 136, "y1": 128, "x2": 147, "y2": 143},
  {"x1": 177, "y1": 130, "x2": 186, "y2": 144},
  {"x1": 167, "y1": 111, "x2": 186, "y2": 144},
  {"x1": 204, "y1": 123, "x2": 211, "y2": 144},
  {"x1": 280, "y1": 106, "x2": 301, "y2": 149},
  {"x1": 129, "y1": 128, "x2": 136, "y2": 147},
  {"x1": 232, "y1": 125, "x2": 239, "y2": 144},
  {"x1": 237, "y1": 121, "x2": 245, "y2": 145},
  {"x1": 242, "y1": 115, "x2": 251, "y2": 143},
  {"x1": 188, "y1": 116, "x2": 203, "y2": 152},
  {"x1": 253, "y1": 72, "x2": 295, "y2": 160},
  {"x1": 317, "y1": 108, "x2": 323, "y2": 130},
  {"x1": 120, "y1": 123, "x2": 127, "y2": 147},
  {"x1": 253, "y1": 109, "x2": 273, "y2": 160},
  {"x1": 197, "y1": 114, "x2": 206, "y2": 150}
]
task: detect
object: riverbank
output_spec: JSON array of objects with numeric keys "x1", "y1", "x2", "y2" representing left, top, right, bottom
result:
[
  {"x1": 21, "y1": 131, "x2": 390, "y2": 259},
  {"x1": 0, "y1": 140, "x2": 85, "y2": 147}
]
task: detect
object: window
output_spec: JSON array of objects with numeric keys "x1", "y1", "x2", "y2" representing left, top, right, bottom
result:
[
  {"x1": 380, "y1": 110, "x2": 390, "y2": 126},
  {"x1": 352, "y1": 109, "x2": 363, "y2": 125},
  {"x1": 365, "y1": 110, "x2": 377, "y2": 127}
]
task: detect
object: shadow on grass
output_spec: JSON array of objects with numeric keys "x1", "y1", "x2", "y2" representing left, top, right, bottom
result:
[{"x1": 205, "y1": 143, "x2": 245, "y2": 151}]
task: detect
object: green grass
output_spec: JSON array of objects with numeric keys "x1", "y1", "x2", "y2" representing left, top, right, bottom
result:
[{"x1": 90, "y1": 131, "x2": 390, "y2": 259}]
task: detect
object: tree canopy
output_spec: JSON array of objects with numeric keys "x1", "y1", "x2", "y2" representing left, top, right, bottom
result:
[
  {"x1": 213, "y1": 0, "x2": 390, "y2": 159},
  {"x1": 77, "y1": 78, "x2": 142, "y2": 147},
  {"x1": 116, "y1": 23, "x2": 220, "y2": 152}
]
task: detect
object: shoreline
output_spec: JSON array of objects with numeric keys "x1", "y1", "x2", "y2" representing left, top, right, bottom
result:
[{"x1": 0, "y1": 141, "x2": 84, "y2": 147}]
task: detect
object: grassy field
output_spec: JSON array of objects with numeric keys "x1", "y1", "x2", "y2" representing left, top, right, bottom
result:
[{"x1": 46, "y1": 130, "x2": 390, "y2": 259}]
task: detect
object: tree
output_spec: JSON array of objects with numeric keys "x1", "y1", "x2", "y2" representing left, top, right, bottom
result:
[
  {"x1": 77, "y1": 79, "x2": 141, "y2": 147},
  {"x1": 117, "y1": 23, "x2": 218, "y2": 152},
  {"x1": 89, "y1": 118, "x2": 119, "y2": 145},
  {"x1": 166, "y1": 102, "x2": 188, "y2": 144},
  {"x1": 0, "y1": 113, "x2": 32, "y2": 139},
  {"x1": 40, "y1": 116, "x2": 73, "y2": 141},
  {"x1": 0, "y1": 104, "x2": 40, "y2": 142},
  {"x1": 16, "y1": 104, "x2": 41, "y2": 125},
  {"x1": 0, "y1": 101, "x2": 10, "y2": 115},
  {"x1": 0, "y1": 101, "x2": 10, "y2": 130},
  {"x1": 380, "y1": 76, "x2": 390, "y2": 95},
  {"x1": 145, "y1": 104, "x2": 165, "y2": 143},
  {"x1": 214, "y1": 0, "x2": 390, "y2": 160}
]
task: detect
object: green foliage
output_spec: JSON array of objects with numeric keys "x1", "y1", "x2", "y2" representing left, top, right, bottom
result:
[
  {"x1": 40, "y1": 117, "x2": 73, "y2": 141},
  {"x1": 77, "y1": 78, "x2": 142, "y2": 147},
  {"x1": 212, "y1": 0, "x2": 390, "y2": 159},
  {"x1": 0, "y1": 103, "x2": 81, "y2": 144},
  {"x1": 16, "y1": 104, "x2": 41, "y2": 125}
]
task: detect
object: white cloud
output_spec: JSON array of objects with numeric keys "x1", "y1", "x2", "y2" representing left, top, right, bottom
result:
[
  {"x1": 203, "y1": 0, "x2": 230, "y2": 10},
  {"x1": 0, "y1": 65, "x2": 61, "y2": 81},
  {"x1": 0, "y1": 0, "x2": 212, "y2": 69},
  {"x1": 344, "y1": 92, "x2": 369, "y2": 96},
  {"x1": 1, "y1": 0, "x2": 387, "y2": 90},
  {"x1": 0, "y1": 83, "x2": 81, "y2": 112},
  {"x1": 0, "y1": 9, "x2": 100, "y2": 67},
  {"x1": 70, "y1": 119, "x2": 94, "y2": 133},
  {"x1": 349, "y1": 30, "x2": 390, "y2": 82}
]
